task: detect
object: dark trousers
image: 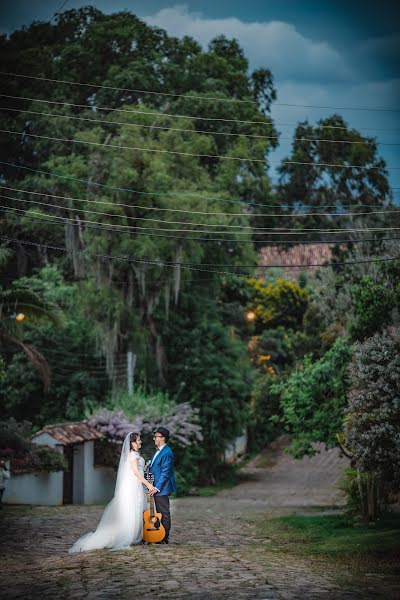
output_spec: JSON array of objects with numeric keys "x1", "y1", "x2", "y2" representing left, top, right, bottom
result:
[
  {"x1": 0, "y1": 489, "x2": 4, "y2": 506},
  {"x1": 154, "y1": 495, "x2": 171, "y2": 540}
]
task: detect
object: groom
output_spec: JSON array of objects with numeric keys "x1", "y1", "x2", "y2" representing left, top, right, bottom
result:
[{"x1": 148, "y1": 426, "x2": 177, "y2": 544}]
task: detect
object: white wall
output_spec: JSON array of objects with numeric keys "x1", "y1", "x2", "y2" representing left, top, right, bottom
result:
[
  {"x1": 83, "y1": 441, "x2": 116, "y2": 504},
  {"x1": 5, "y1": 437, "x2": 116, "y2": 505},
  {"x1": 31, "y1": 432, "x2": 60, "y2": 448},
  {"x1": 3, "y1": 471, "x2": 63, "y2": 505}
]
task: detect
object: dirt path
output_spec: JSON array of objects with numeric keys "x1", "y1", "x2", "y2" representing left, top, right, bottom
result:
[{"x1": 0, "y1": 438, "x2": 398, "y2": 600}]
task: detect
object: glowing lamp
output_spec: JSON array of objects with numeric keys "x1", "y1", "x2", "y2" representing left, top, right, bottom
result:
[
  {"x1": 15, "y1": 313, "x2": 26, "y2": 322},
  {"x1": 245, "y1": 310, "x2": 256, "y2": 322}
]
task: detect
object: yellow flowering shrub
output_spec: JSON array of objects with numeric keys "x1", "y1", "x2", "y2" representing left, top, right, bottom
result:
[{"x1": 246, "y1": 278, "x2": 309, "y2": 330}]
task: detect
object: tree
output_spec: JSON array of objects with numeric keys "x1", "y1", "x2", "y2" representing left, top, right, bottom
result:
[
  {"x1": 272, "y1": 337, "x2": 352, "y2": 458},
  {"x1": 1, "y1": 9, "x2": 278, "y2": 385},
  {"x1": 0, "y1": 286, "x2": 60, "y2": 390},
  {"x1": 277, "y1": 115, "x2": 393, "y2": 243},
  {"x1": 349, "y1": 276, "x2": 398, "y2": 340},
  {"x1": 344, "y1": 327, "x2": 400, "y2": 519},
  {"x1": 165, "y1": 297, "x2": 252, "y2": 481}
]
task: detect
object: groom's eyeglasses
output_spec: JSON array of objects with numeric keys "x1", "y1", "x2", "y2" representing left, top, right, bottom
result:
[{"x1": 153, "y1": 434, "x2": 163, "y2": 438}]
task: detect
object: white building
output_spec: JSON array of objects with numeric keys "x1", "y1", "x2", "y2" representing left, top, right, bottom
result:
[{"x1": 4, "y1": 422, "x2": 116, "y2": 506}]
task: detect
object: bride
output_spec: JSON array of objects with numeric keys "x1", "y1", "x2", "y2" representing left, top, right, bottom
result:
[{"x1": 69, "y1": 432, "x2": 156, "y2": 553}]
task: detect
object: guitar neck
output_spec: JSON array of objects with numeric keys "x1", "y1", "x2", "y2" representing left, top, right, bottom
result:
[
  {"x1": 149, "y1": 494, "x2": 155, "y2": 518},
  {"x1": 148, "y1": 473, "x2": 155, "y2": 517}
]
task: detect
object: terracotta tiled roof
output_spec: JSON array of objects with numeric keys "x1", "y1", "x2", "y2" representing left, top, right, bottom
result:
[
  {"x1": 31, "y1": 421, "x2": 104, "y2": 445},
  {"x1": 259, "y1": 243, "x2": 335, "y2": 279}
]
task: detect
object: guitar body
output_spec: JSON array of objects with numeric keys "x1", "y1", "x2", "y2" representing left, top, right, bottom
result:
[{"x1": 142, "y1": 508, "x2": 166, "y2": 543}]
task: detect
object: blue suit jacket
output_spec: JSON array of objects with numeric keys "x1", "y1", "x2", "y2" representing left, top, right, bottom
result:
[{"x1": 150, "y1": 444, "x2": 177, "y2": 496}]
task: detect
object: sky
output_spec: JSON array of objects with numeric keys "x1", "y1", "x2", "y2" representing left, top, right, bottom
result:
[{"x1": 1, "y1": 1, "x2": 400, "y2": 194}]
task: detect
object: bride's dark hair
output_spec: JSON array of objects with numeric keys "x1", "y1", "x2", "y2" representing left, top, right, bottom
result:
[{"x1": 130, "y1": 432, "x2": 140, "y2": 450}]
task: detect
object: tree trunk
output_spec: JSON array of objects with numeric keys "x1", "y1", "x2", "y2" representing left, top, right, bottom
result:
[
  {"x1": 366, "y1": 472, "x2": 378, "y2": 522},
  {"x1": 356, "y1": 468, "x2": 366, "y2": 517}
]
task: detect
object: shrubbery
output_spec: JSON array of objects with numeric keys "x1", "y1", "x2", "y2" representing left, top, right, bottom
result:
[
  {"x1": 0, "y1": 418, "x2": 67, "y2": 473},
  {"x1": 344, "y1": 327, "x2": 400, "y2": 519}
]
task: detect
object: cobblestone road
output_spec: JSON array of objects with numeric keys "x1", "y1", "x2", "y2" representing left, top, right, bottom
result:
[{"x1": 1, "y1": 439, "x2": 398, "y2": 600}]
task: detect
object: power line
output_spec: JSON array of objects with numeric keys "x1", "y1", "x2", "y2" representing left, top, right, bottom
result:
[
  {"x1": 2, "y1": 105, "x2": 399, "y2": 148},
  {"x1": 3, "y1": 128, "x2": 397, "y2": 171},
  {"x1": 1, "y1": 161, "x2": 396, "y2": 210},
  {"x1": 48, "y1": 0, "x2": 70, "y2": 24},
  {"x1": 4, "y1": 187, "x2": 400, "y2": 227},
  {"x1": 1, "y1": 71, "x2": 399, "y2": 113},
  {"x1": 4, "y1": 206, "x2": 399, "y2": 247},
  {"x1": 1, "y1": 236, "x2": 399, "y2": 276},
  {"x1": 2, "y1": 92, "x2": 400, "y2": 136},
  {"x1": 3, "y1": 202, "x2": 400, "y2": 234}
]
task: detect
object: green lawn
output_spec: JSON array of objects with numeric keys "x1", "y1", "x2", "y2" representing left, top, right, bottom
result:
[{"x1": 259, "y1": 512, "x2": 400, "y2": 573}]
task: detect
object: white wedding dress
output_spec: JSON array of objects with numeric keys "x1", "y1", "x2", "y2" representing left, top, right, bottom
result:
[{"x1": 69, "y1": 433, "x2": 146, "y2": 553}]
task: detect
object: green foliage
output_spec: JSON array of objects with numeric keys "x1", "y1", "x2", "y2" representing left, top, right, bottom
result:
[
  {"x1": 166, "y1": 299, "x2": 252, "y2": 478},
  {"x1": 0, "y1": 417, "x2": 67, "y2": 473},
  {"x1": 248, "y1": 373, "x2": 284, "y2": 452},
  {"x1": 277, "y1": 115, "x2": 392, "y2": 237},
  {"x1": 272, "y1": 337, "x2": 352, "y2": 457},
  {"x1": 349, "y1": 277, "x2": 397, "y2": 340},
  {"x1": 0, "y1": 417, "x2": 32, "y2": 455},
  {"x1": 0, "y1": 356, "x2": 5, "y2": 382},
  {"x1": 107, "y1": 386, "x2": 175, "y2": 420},
  {"x1": 345, "y1": 327, "x2": 400, "y2": 486},
  {"x1": 338, "y1": 467, "x2": 367, "y2": 515},
  {"x1": 30, "y1": 445, "x2": 68, "y2": 473}
]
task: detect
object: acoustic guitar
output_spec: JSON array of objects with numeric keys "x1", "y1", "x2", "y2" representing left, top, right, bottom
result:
[{"x1": 143, "y1": 472, "x2": 166, "y2": 543}]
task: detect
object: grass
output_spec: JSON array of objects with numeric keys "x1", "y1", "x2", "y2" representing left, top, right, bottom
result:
[{"x1": 258, "y1": 511, "x2": 400, "y2": 574}]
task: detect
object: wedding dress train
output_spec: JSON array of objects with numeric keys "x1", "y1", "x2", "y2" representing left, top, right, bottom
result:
[{"x1": 69, "y1": 433, "x2": 145, "y2": 553}]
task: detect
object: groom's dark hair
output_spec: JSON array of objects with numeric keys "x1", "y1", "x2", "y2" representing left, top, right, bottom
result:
[{"x1": 154, "y1": 426, "x2": 170, "y2": 442}]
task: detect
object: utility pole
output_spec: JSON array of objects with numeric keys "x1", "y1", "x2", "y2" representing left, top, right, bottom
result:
[{"x1": 127, "y1": 351, "x2": 136, "y2": 394}]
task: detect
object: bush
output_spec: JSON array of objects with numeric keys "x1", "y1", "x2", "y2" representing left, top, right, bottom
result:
[
  {"x1": 246, "y1": 278, "x2": 309, "y2": 331},
  {"x1": 344, "y1": 327, "x2": 400, "y2": 519},
  {"x1": 0, "y1": 417, "x2": 67, "y2": 473},
  {"x1": 0, "y1": 417, "x2": 32, "y2": 456},
  {"x1": 248, "y1": 373, "x2": 284, "y2": 452},
  {"x1": 30, "y1": 445, "x2": 68, "y2": 472},
  {"x1": 0, "y1": 356, "x2": 5, "y2": 382},
  {"x1": 272, "y1": 337, "x2": 352, "y2": 458},
  {"x1": 349, "y1": 277, "x2": 396, "y2": 341}
]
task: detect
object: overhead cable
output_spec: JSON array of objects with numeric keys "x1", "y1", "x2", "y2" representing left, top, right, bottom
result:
[
  {"x1": 2, "y1": 105, "x2": 399, "y2": 147},
  {"x1": 2, "y1": 93, "x2": 399, "y2": 135},
  {"x1": 1, "y1": 71, "x2": 399, "y2": 112},
  {"x1": 1, "y1": 236, "x2": 399, "y2": 277},
  {"x1": 3, "y1": 186, "x2": 400, "y2": 223},
  {"x1": 2, "y1": 128, "x2": 397, "y2": 171},
  {"x1": 3, "y1": 202, "x2": 400, "y2": 234},
  {"x1": 4, "y1": 205, "x2": 398, "y2": 246},
  {"x1": 0, "y1": 161, "x2": 396, "y2": 208}
]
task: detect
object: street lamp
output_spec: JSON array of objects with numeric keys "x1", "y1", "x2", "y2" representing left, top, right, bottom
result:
[
  {"x1": 245, "y1": 310, "x2": 256, "y2": 322},
  {"x1": 0, "y1": 313, "x2": 26, "y2": 322}
]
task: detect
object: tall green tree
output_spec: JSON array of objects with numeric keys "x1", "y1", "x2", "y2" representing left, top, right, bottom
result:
[{"x1": 276, "y1": 115, "x2": 393, "y2": 243}]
